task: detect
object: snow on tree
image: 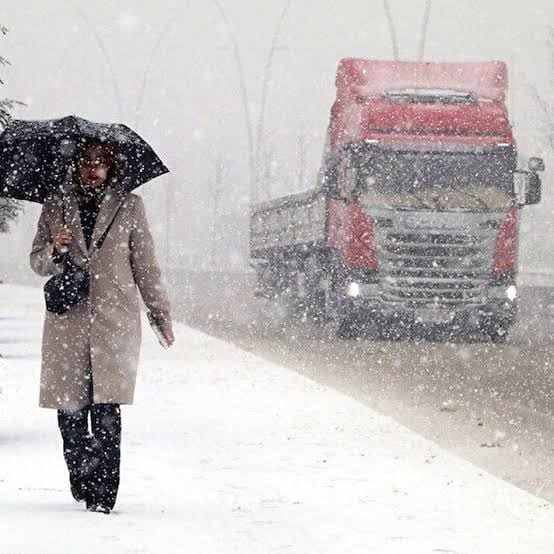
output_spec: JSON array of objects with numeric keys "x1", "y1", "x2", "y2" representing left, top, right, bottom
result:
[{"x1": 0, "y1": 24, "x2": 22, "y2": 232}]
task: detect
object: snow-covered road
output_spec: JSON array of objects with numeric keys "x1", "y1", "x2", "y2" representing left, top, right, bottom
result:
[{"x1": 1, "y1": 284, "x2": 553, "y2": 553}]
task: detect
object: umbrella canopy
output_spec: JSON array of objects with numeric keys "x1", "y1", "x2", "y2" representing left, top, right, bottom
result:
[{"x1": 0, "y1": 115, "x2": 169, "y2": 203}]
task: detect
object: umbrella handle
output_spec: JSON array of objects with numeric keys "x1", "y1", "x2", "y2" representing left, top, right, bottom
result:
[{"x1": 56, "y1": 196, "x2": 69, "y2": 258}]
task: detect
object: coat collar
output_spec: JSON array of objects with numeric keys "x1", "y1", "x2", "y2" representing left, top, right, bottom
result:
[{"x1": 63, "y1": 185, "x2": 128, "y2": 256}]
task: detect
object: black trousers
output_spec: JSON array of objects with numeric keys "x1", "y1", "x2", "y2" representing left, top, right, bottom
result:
[{"x1": 57, "y1": 403, "x2": 121, "y2": 509}]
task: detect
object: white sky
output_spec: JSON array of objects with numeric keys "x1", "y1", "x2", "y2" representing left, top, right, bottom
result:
[{"x1": 1, "y1": 0, "x2": 553, "y2": 274}]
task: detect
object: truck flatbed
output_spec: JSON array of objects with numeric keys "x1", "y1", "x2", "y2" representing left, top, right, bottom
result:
[{"x1": 250, "y1": 188, "x2": 326, "y2": 255}]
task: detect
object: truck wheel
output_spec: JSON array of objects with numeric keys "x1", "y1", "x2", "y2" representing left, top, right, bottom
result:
[
  {"x1": 483, "y1": 319, "x2": 510, "y2": 344},
  {"x1": 306, "y1": 290, "x2": 326, "y2": 322},
  {"x1": 302, "y1": 256, "x2": 326, "y2": 322},
  {"x1": 489, "y1": 326, "x2": 509, "y2": 344},
  {"x1": 258, "y1": 294, "x2": 289, "y2": 330},
  {"x1": 325, "y1": 316, "x2": 360, "y2": 339},
  {"x1": 338, "y1": 318, "x2": 360, "y2": 339}
]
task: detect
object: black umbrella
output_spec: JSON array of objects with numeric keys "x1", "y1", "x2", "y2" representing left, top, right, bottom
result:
[{"x1": 0, "y1": 115, "x2": 169, "y2": 203}]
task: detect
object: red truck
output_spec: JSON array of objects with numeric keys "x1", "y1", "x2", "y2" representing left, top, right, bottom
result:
[{"x1": 250, "y1": 59, "x2": 545, "y2": 341}]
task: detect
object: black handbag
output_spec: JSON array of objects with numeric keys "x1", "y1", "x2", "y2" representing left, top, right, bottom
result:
[
  {"x1": 44, "y1": 257, "x2": 90, "y2": 315},
  {"x1": 44, "y1": 197, "x2": 123, "y2": 315}
]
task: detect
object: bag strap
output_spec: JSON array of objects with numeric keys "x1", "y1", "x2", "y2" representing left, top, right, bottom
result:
[
  {"x1": 94, "y1": 201, "x2": 124, "y2": 250},
  {"x1": 54, "y1": 196, "x2": 69, "y2": 264}
]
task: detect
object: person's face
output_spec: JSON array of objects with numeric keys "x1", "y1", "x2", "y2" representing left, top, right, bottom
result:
[{"x1": 78, "y1": 145, "x2": 112, "y2": 187}]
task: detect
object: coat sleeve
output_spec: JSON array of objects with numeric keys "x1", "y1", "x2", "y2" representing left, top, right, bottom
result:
[
  {"x1": 129, "y1": 195, "x2": 172, "y2": 329},
  {"x1": 29, "y1": 201, "x2": 65, "y2": 277}
]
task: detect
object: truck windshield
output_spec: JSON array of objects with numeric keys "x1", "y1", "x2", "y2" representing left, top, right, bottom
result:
[
  {"x1": 352, "y1": 149, "x2": 515, "y2": 211},
  {"x1": 384, "y1": 89, "x2": 478, "y2": 105}
]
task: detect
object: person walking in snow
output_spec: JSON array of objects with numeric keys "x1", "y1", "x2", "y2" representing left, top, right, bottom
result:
[{"x1": 29, "y1": 139, "x2": 174, "y2": 513}]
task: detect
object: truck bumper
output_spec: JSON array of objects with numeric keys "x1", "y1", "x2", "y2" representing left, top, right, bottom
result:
[{"x1": 341, "y1": 285, "x2": 517, "y2": 330}]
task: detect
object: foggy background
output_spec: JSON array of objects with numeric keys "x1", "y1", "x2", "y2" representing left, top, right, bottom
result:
[{"x1": 1, "y1": 0, "x2": 553, "y2": 285}]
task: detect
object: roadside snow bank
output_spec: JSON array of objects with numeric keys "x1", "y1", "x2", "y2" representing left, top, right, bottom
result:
[{"x1": 1, "y1": 284, "x2": 553, "y2": 553}]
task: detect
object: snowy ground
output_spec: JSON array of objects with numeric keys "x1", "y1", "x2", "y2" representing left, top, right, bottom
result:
[{"x1": 1, "y1": 285, "x2": 554, "y2": 553}]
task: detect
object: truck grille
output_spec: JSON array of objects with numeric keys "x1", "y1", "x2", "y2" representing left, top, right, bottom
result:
[{"x1": 379, "y1": 230, "x2": 489, "y2": 306}]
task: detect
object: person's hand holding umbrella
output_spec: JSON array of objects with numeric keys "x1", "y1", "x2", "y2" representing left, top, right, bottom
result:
[{"x1": 52, "y1": 227, "x2": 72, "y2": 256}]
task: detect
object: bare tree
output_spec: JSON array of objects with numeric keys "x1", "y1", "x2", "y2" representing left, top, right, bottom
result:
[{"x1": 0, "y1": 25, "x2": 19, "y2": 129}]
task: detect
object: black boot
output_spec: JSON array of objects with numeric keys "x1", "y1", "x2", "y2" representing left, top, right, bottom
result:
[
  {"x1": 85, "y1": 404, "x2": 121, "y2": 513},
  {"x1": 70, "y1": 478, "x2": 87, "y2": 502},
  {"x1": 57, "y1": 407, "x2": 91, "y2": 503},
  {"x1": 86, "y1": 502, "x2": 111, "y2": 514}
]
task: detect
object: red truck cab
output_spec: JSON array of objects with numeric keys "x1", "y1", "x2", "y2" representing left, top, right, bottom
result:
[{"x1": 251, "y1": 59, "x2": 544, "y2": 341}]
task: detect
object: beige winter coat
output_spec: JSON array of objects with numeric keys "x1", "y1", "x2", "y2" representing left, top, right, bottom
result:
[{"x1": 30, "y1": 185, "x2": 172, "y2": 411}]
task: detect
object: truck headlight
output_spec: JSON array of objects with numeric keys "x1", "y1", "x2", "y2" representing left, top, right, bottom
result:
[
  {"x1": 346, "y1": 282, "x2": 360, "y2": 297},
  {"x1": 506, "y1": 285, "x2": 517, "y2": 301}
]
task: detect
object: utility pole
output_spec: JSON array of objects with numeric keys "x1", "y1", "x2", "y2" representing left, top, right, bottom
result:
[
  {"x1": 297, "y1": 128, "x2": 306, "y2": 191},
  {"x1": 69, "y1": 3, "x2": 123, "y2": 119},
  {"x1": 130, "y1": 11, "x2": 183, "y2": 280},
  {"x1": 164, "y1": 172, "x2": 173, "y2": 272},
  {"x1": 255, "y1": 0, "x2": 292, "y2": 199},
  {"x1": 214, "y1": 0, "x2": 293, "y2": 203},
  {"x1": 211, "y1": 0, "x2": 255, "y2": 202},
  {"x1": 211, "y1": 155, "x2": 224, "y2": 269},
  {"x1": 418, "y1": 0, "x2": 432, "y2": 61},
  {"x1": 510, "y1": 53, "x2": 516, "y2": 133},
  {"x1": 383, "y1": 0, "x2": 400, "y2": 60},
  {"x1": 134, "y1": 16, "x2": 179, "y2": 131}
]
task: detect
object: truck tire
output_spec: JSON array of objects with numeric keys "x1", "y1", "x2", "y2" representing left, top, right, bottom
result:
[
  {"x1": 323, "y1": 288, "x2": 356, "y2": 338},
  {"x1": 483, "y1": 319, "x2": 510, "y2": 344},
  {"x1": 297, "y1": 255, "x2": 325, "y2": 322},
  {"x1": 325, "y1": 316, "x2": 360, "y2": 339},
  {"x1": 258, "y1": 294, "x2": 289, "y2": 331},
  {"x1": 340, "y1": 318, "x2": 363, "y2": 339},
  {"x1": 488, "y1": 326, "x2": 509, "y2": 344}
]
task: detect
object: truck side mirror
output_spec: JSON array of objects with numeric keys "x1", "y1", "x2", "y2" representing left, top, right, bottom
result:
[
  {"x1": 514, "y1": 170, "x2": 541, "y2": 206},
  {"x1": 529, "y1": 157, "x2": 545, "y2": 172},
  {"x1": 526, "y1": 172, "x2": 542, "y2": 205}
]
